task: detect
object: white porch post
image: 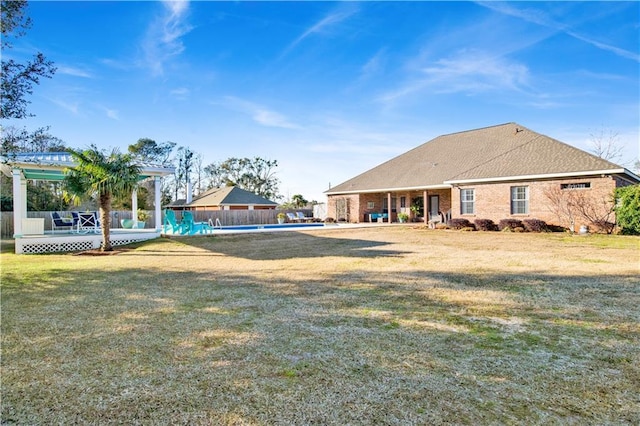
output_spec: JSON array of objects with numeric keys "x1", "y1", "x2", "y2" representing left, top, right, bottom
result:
[
  {"x1": 423, "y1": 190, "x2": 428, "y2": 225},
  {"x1": 387, "y1": 192, "x2": 392, "y2": 223},
  {"x1": 154, "y1": 176, "x2": 162, "y2": 230},
  {"x1": 12, "y1": 168, "x2": 25, "y2": 237},
  {"x1": 131, "y1": 188, "x2": 138, "y2": 228}
]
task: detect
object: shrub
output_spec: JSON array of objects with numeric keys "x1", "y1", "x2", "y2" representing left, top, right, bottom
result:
[
  {"x1": 498, "y1": 219, "x2": 523, "y2": 231},
  {"x1": 615, "y1": 184, "x2": 640, "y2": 235},
  {"x1": 324, "y1": 217, "x2": 336, "y2": 223},
  {"x1": 448, "y1": 218, "x2": 474, "y2": 230},
  {"x1": 475, "y1": 219, "x2": 497, "y2": 231},
  {"x1": 547, "y1": 224, "x2": 568, "y2": 233},
  {"x1": 522, "y1": 219, "x2": 548, "y2": 233},
  {"x1": 589, "y1": 220, "x2": 616, "y2": 234}
]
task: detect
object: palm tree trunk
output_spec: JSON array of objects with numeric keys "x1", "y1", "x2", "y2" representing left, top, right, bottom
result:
[{"x1": 99, "y1": 192, "x2": 112, "y2": 251}]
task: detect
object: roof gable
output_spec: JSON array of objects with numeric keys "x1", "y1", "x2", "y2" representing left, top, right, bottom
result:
[
  {"x1": 326, "y1": 123, "x2": 633, "y2": 194},
  {"x1": 188, "y1": 186, "x2": 277, "y2": 207}
]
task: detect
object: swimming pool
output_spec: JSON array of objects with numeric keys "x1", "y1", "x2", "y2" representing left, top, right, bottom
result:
[{"x1": 215, "y1": 222, "x2": 325, "y2": 232}]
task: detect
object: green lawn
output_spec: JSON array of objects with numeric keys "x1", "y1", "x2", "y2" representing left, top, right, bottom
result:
[{"x1": 2, "y1": 228, "x2": 639, "y2": 424}]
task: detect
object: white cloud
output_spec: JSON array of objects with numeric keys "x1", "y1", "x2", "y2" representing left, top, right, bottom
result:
[
  {"x1": 380, "y1": 49, "x2": 531, "y2": 102},
  {"x1": 220, "y1": 96, "x2": 300, "y2": 129},
  {"x1": 104, "y1": 107, "x2": 119, "y2": 120},
  {"x1": 170, "y1": 87, "x2": 190, "y2": 99},
  {"x1": 281, "y1": 6, "x2": 358, "y2": 57},
  {"x1": 49, "y1": 98, "x2": 80, "y2": 115},
  {"x1": 478, "y1": 2, "x2": 640, "y2": 62},
  {"x1": 57, "y1": 65, "x2": 93, "y2": 78},
  {"x1": 142, "y1": 0, "x2": 193, "y2": 76}
]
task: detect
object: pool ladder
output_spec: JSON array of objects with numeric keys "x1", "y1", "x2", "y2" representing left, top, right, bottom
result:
[{"x1": 208, "y1": 218, "x2": 223, "y2": 229}]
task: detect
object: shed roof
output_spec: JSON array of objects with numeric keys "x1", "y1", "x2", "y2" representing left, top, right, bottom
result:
[
  {"x1": 187, "y1": 186, "x2": 278, "y2": 207},
  {"x1": 326, "y1": 123, "x2": 636, "y2": 194}
]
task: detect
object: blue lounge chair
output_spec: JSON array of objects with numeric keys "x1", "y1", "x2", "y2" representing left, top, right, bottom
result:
[{"x1": 50, "y1": 212, "x2": 74, "y2": 233}]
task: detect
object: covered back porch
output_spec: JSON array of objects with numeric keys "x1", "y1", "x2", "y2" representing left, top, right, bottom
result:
[{"x1": 329, "y1": 187, "x2": 453, "y2": 225}]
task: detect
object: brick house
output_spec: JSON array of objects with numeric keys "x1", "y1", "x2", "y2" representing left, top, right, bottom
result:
[{"x1": 325, "y1": 123, "x2": 639, "y2": 231}]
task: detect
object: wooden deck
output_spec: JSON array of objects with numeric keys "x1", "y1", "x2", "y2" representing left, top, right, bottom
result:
[{"x1": 14, "y1": 229, "x2": 161, "y2": 254}]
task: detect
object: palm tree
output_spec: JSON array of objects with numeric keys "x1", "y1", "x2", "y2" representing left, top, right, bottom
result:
[
  {"x1": 64, "y1": 145, "x2": 141, "y2": 251},
  {"x1": 291, "y1": 194, "x2": 308, "y2": 208}
]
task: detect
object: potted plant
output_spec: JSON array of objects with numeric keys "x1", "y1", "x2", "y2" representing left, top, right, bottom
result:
[
  {"x1": 397, "y1": 212, "x2": 409, "y2": 223},
  {"x1": 277, "y1": 212, "x2": 286, "y2": 224},
  {"x1": 136, "y1": 209, "x2": 150, "y2": 228}
]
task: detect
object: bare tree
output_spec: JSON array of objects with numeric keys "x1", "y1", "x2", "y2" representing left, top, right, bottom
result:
[
  {"x1": 544, "y1": 185, "x2": 616, "y2": 233},
  {"x1": 589, "y1": 127, "x2": 624, "y2": 163}
]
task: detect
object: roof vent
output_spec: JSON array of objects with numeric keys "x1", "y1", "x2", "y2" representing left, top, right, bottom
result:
[{"x1": 515, "y1": 128, "x2": 523, "y2": 134}]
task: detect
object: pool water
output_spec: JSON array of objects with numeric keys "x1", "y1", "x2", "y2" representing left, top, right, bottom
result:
[{"x1": 217, "y1": 223, "x2": 325, "y2": 231}]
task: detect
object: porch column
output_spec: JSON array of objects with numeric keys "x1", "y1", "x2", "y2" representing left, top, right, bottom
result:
[
  {"x1": 387, "y1": 192, "x2": 392, "y2": 223},
  {"x1": 423, "y1": 190, "x2": 428, "y2": 225},
  {"x1": 154, "y1": 176, "x2": 162, "y2": 230},
  {"x1": 12, "y1": 168, "x2": 25, "y2": 237},
  {"x1": 132, "y1": 188, "x2": 139, "y2": 228}
]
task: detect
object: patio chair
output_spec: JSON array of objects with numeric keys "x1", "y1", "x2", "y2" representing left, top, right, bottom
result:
[
  {"x1": 286, "y1": 212, "x2": 301, "y2": 222},
  {"x1": 50, "y1": 212, "x2": 74, "y2": 233},
  {"x1": 181, "y1": 211, "x2": 213, "y2": 235},
  {"x1": 162, "y1": 209, "x2": 183, "y2": 234},
  {"x1": 296, "y1": 211, "x2": 313, "y2": 222},
  {"x1": 77, "y1": 212, "x2": 100, "y2": 233},
  {"x1": 71, "y1": 212, "x2": 80, "y2": 228}
]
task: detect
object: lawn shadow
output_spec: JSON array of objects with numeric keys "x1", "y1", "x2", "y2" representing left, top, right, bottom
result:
[
  {"x1": 157, "y1": 231, "x2": 410, "y2": 260},
  {"x1": 3, "y1": 262, "x2": 639, "y2": 424}
]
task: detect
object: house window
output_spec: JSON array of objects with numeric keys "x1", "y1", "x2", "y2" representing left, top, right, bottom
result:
[
  {"x1": 460, "y1": 189, "x2": 475, "y2": 214},
  {"x1": 382, "y1": 197, "x2": 397, "y2": 213},
  {"x1": 561, "y1": 182, "x2": 591, "y2": 190},
  {"x1": 400, "y1": 196, "x2": 406, "y2": 208},
  {"x1": 367, "y1": 201, "x2": 375, "y2": 209},
  {"x1": 511, "y1": 186, "x2": 529, "y2": 214}
]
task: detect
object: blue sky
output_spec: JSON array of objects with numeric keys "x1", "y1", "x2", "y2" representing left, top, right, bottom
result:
[{"x1": 7, "y1": 1, "x2": 640, "y2": 202}]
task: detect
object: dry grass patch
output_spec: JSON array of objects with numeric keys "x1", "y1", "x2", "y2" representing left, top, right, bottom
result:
[{"x1": 1, "y1": 228, "x2": 639, "y2": 424}]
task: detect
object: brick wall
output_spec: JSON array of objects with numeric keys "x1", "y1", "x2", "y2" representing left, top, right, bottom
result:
[{"x1": 452, "y1": 175, "x2": 619, "y2": 231}]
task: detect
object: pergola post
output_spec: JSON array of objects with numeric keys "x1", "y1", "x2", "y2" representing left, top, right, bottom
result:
[
  {"x1": 12, "y1": 168, "x2": 25, "y2": 237},
  {"x1": 131, "y1": 188, "x2": 138, "y2": 228},
  {"x1": 154, "y1": 176, "x2": 162, "y2": 230}
]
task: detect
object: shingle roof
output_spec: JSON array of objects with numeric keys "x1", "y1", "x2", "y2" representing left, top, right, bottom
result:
[
  {"x1": 326, "y1": 123, "x2": 631, "y2": 194},
  {"x1": 187, "y1": 186, "x2": 278, "y2": 207}
]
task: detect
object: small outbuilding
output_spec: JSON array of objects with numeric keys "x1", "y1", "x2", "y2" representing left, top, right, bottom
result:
[{"x1": 169, "y1": 186, "x2": 278, "y2": 211}]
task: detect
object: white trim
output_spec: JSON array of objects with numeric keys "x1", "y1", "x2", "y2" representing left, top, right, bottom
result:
[
  {"x1": 154, "y1": 176, "x2": 162, "y2": 230},
  {"x1": 444, "y1": 169, "x2": 628, "y2": 185},
  {"x1": 132, "y1": 188, "x2": 139, "y2": 228},
  {"x1": 12, "y1": 169, "x2": 24, "y2": 237},
  {"x1": 326, "y1": 184, "x2": 452, "y2": 196}
]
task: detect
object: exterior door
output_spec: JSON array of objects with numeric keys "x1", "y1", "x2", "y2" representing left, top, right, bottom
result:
[{"x1": 429, "y1": 195, "x2": 439, "y2": 219}]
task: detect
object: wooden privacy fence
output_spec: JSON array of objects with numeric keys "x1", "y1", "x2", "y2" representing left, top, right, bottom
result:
[{"x1": 0, "y1": 209, "x2": 312, "y2": 238}]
